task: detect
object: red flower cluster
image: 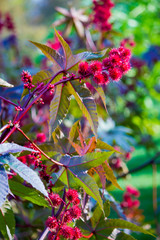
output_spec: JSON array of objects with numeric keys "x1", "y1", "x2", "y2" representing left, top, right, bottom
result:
[
  {"x1": 92, "y1": 0, "x2": 114, "y2": 31},
  {"x1": 121, "y1": 186, "x2": 140, "y2": 210},
  {"x1": 78, "y1": 47, "x2": 131, "y2": 85},
  {"x1": 21, "y1": 70, "x2": 35, "y2": 89},
  {"x1": 0, "y1": 12, "x2": 15, "y2": 33},
  {"x1": 46, "y1": 189, "x2": 82, "y2": 240}
]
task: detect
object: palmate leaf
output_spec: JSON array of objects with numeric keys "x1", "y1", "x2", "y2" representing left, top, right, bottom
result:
[
  {"x1": 91, "y1": 201, "x2": 110, "y2": 229},
  {"x1": 115, "y1": 232, "x2": 137, "y2": 240},
  {"x1": 32, "y1": 70, "x2": 53, "y2": 85},
  {"x1": 102, "y1": 162, "x2": 122, "y2": 190},
  {"x1": 52, "y1": 152, "x2": 114, "y2": 209},
  {"x1": 0, "y1": 154, "x2": 48, "y2": 197},
  {"x1": 0, "y1": 164, "x2": 9, "y2": 208},
  {"x1": 49, "y1": 83, "x2": 71, "y2": 138},
  {"x1": 0, "y1": 143, "x2": 38, "y2": 155},
  {"x1": 30, "y1": 41, "x2": 65, "y2": 72},
  {"x1": 68, "y1": 81, "x2": 98, "y2": 137},
  {"x1": 9, "y1": 180, "x2": 50, "y2": 208},
  {"x1": 96, "y1": 219, "x2": 154, "y2": 238},
  {"x1": 0, "y1": 200, "x2": 15, "y2": 240}
]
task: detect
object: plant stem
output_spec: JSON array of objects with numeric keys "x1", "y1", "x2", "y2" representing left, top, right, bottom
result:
[
  {"x1": 0, "y1": 96, "x2": 19, "y2": 108},
  {"x1": 38, "y1": 227, "x2": 49, "y2": 240},
  {"x1": 117, "y1": 152, "x2": 160, "y2": 179},
  {"x1": 16, "y1": 127, "x2": 63, "y2": 166}
]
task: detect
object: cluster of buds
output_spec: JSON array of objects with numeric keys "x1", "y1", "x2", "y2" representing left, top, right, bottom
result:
[
  {"x1": 92, "y1": 0, "x2": 114, "y2": 31},
  {"x1": 46, "y1": 189, "x2": 82, "y2": 240},
  {"x1": 78, "y1": 47, "x2": 131, "y2": 85},
  {"x1": 0, "y1": 12, "x2": 15, "y2": 33},
  {"x1": 121, "y1": 186, "x2": 142, "y2": 221},
  {"x1": 21, "y1": 70, "x2": 35, "y2": 89}
]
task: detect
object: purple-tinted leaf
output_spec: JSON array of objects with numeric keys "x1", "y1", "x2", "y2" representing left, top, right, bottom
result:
[
  {"x1": 0, "y1": 154, "x2": 48, "y2": 197},
  {"x1": 0, "y1": 164, "x2": 9, "y2": 208},
  {"x1": 0, "y1": 143, "x2": 38, "y2": 155}
]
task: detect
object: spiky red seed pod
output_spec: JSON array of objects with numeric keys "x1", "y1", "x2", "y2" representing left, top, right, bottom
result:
[
  {"x1": 45, "y1": 216, "x2": 58, "y2": 231},
  {"x1": 109, "y1": 48, "x2": 119, "y2": 57},
  {"x1": 102, "y1": 57, "x2": 112, "y2": 70},
  {"x1": 126, "y1": 186, "x2": 140, "y2": 197},
  {"x1": 69, "y1": 205, "x2": 82, "y2": 220},
  {"x1": 132, "y1": 199, "x2": 140, "y2": 208},
  {"x1": 120, "y1": 62, "x2": 131, "y2": 74},
  {"x1": 102, "y1": 72, "x2": 109, "y2": 85},
  {"x1": 71, "y1": 227, "x2": 82, "y2": 240},
  {"x1": 49, "y1": 193, "x2": 62, "y2": 208},
  {"x1": 109, "y1": 55, "x2": 122, "y2": 67},
  {"x1": 59, "y1": 225, "x2": 74, "y2": 239},
  {"x1": 78, "y1": 62, "x2": 89, "y2": 76},
  {"x1": 61, "y1": 210, "x2": 73, "y2": 224},
  {"x1": 36, "y1": 133, "x2": 46, "y2": 143},
  {"x1": 118, "y1": 47, "x2": 131, "y2": 60},
  {"x1": 89, "y1": 61, "x2": 102, "y2": 74},
  {"x1": 66, "y1": 189, "x2": 79, "y2": 203},
  {"x1": 108, "y1": 67, "x2": 122, "y2": 81},
  {"x1": 93, "y1": 71, "x2": 105, "y2": 84}
]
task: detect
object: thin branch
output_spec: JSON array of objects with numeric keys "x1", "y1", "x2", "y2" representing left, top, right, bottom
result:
[
  {"x1": 117, "y1": 152, "x2": 160, "y2": 179},
  {"x1": 0, "y1": 96, "x2": 19, "y2": 108},
  {"x1": 16, "y1": 127, "x2": 64, "y2": 166}
]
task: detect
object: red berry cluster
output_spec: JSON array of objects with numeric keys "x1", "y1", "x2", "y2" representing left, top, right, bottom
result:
[
  {"x1": 78, "y1": 47, "x2": 131, "y2": 85},
  {"x1": 121, "y1": 186, "x2": 140, "y2": 219},
  {"x1": 92, "y1": 0, "x2": 114, "y2": 31},
  {"x1": 0, "y1": 12, "x2": 15, "y2": 33},
  {"x1": 46, "y1": 189, "x2": 82, "y2": 240}
]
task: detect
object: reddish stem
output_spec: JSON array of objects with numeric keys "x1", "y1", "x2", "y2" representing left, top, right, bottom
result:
[{"x1": 16, "y1": 127, "x2": 64, "y2": 166}]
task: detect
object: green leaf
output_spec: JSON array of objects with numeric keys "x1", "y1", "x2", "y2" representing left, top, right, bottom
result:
[
  {"x1": 9, "y1": 180, "x2": 50, "y2": 208},
  {"x1": 30, "y1": 41, "x2": 65, "y2": 72},
  {"x1": 0, "y1": 78, "x2": 14, "y2": 88},
  {"x1": 102, "y1": 162, "x2": 122, "y2": 190},
  {"x1": 32, "y1": 70, "x2": 53, "y2": 85},
  {"x1": 70, "y1": 171, "x2": 103, "y2": 210},
  {"x1": 0, "y1": 164, "x2": 9, "y2": 208},
  {"x1": 96, "y1": 139, "x2": 121, "y2": 153},
  {"x1": 64, "y1": 151, "x2": 114, "y2": 171},
  {"x1": 91, "y1": 201, "x2": 110, "y2": 229},
  {"x1": 68, "y1": 81, "x2": 98, "y2": 137},
  {"x1": 0, "y1": 200, "x2": 15, "y2": 240},
  {"x1": 0, "y1": 154, "x2": 48, "y2": 197},
  {"x1": 97, "y1": 219, "x2": 155, "y2": 237},
  {"x1": 115, "y1": 232, "x2": 137, "y2": 240},
  {"x1": 49, "y1": 83, "x2": 71, "y2": 138},
  {"x1": 52, "y1": 153, "x2": 106, "y2": 209},
  {"x1": 94, "y1": 85, "x2": 107, "y2": 111},
  {"x1": 69, "y1": 120, "x2": 80, "y2": 143}
]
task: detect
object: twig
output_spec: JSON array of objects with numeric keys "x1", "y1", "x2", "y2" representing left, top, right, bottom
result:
[
  {"x1": 117, "y1": 152, "x2": 160, "y2": 179},
  {"x1": 16, "y1": 127, "x2": 64, "y2": 166}
]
